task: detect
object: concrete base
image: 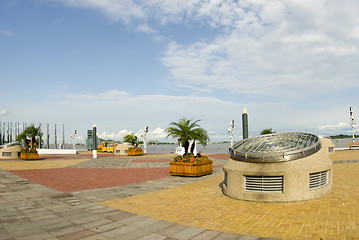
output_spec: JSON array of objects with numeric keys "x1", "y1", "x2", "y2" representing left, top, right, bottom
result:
[
  {"x1": 223, "y1": 138, "x2": 334, "y2": 202},
  {"x1": 36, "y1": 149, "x2": 77, "y2": 155}
]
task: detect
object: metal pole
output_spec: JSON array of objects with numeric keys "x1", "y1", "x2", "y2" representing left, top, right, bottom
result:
[
  {"x1": 242, "y1": 108, "x2": 248, "y2": 139},
  {"x1": 93, "y1": 124, "x2": 97, "y2": 158},
  {"x1": 47, "y1": 123, "x2": 50, "y2": 149},
  {"x1": 0, "y1": 121, "x2": 2, "y2": 145},
  {"x1": 55, "y1": 124, "x2": 57, "y2": 149},
  {"x1": 62, "y1": 123, "x2": 65, "y2": 149},
  {"x1": 3, "y1": 123, "x2": 6, "y2": 144},
  {"x1": 39, "y1": 123, "x2": 42, "y2": 149},
  {"x1": 350, "y1": 107, "x2": 355, "y2": 143},
  {"x1": 7, "y1": 122, "x2": 9, "y2": 143},
  {"x1": 228, "y1": 120, "x2": 234, "y2": 153}
]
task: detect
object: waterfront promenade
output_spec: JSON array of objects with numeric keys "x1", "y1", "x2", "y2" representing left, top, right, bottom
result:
[{"x1": 0, "y1": 150, "x2": 358, "y2": 239}]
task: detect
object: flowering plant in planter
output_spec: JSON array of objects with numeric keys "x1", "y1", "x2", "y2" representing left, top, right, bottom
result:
[
  {"x1": 172, "y1": 153, "x2": 210, "y2": 163},
  {"x1": 127, "y1": 147, "x2": 143, "y2": 156},
  {"x1": 21, "y1": 148, "x2": 38, "y2": 154},
  {"x1": 170, "y1": 153, "x2": 213, "y2": 177},
  {"x1": 20, "y1": 148, "x2": 39, "y2": 160}
]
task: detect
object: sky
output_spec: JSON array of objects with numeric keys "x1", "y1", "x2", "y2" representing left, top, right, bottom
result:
[{"x1": 1, "y1": 0, "x2": 359, "y2": 144}]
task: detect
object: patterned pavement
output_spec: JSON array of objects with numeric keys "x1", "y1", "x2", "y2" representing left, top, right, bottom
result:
[{"x1": 0, "y1": 150, "x2": 358, "y2": 239}]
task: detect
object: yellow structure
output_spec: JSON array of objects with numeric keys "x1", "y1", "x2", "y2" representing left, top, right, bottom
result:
[{"x1": 97, "y1": 142, "x2": 117, "y2": 152}]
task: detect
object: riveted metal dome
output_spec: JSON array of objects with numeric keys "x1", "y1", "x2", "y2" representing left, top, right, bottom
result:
[{"x1": 231, "y1": 132, "x2": 321, "y2": 163}]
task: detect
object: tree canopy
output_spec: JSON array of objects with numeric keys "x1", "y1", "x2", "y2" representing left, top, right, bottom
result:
[
  {"x1": 165, "y1": 118, "x2": 209, "y2": 155},
  {"x1": 17, "y1": 125, "x2": 43, "y2": 148},
  {"x1": 261, "y1": 128, "x2": 275, "y2": 135},
  {"x1": 123, "y1": 133, "x2": 142, "y2": 147}
]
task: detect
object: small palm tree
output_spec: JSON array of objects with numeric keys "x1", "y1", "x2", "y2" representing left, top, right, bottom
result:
[
  {"x1": 165, "y1": 118, "x2": 209, "y2": 155},
  {"x1": 123, "y1": 133, "x2": 141, "y2": 148},
  {"x1": 17, "y1": 125, "x2": 42, "y2": 148}
]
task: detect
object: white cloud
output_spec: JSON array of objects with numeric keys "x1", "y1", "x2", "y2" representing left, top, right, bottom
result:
[
  {"x1": 55, "y1": 0, "x2": 146, "y2": 23},
  {"x1": 53, "y1": 0, "x2": 359, "y2": 98},
  {"x1": 136, "y1": 23, "x2": 156, "y2": 34},
  {"x1": 0, "y1": 109, "x2": 7, "y2": 115},
  {"x1": 314, "y1": 122, "x2": 359, "y2": 135}
]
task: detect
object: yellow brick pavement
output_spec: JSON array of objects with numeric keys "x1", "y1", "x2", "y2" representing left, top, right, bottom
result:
[{"x1": 100, "y1": 157, "x2": 359, "y2": 239}]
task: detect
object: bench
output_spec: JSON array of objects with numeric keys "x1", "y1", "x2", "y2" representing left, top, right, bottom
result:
[{"x1": 348, "y1": 142, "x2": 359, "y2": 149}]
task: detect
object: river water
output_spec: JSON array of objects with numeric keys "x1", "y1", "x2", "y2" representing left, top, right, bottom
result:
[{"x1": 56, "y1": 138, "x2": 355, "y2": 154}]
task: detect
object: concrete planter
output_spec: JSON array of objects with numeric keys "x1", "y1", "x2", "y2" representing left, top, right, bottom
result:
[{"x1": 170, "y1": 160, "x2": 213, "y2": 177}]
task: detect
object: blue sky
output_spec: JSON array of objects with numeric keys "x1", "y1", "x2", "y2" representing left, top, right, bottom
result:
[{"x1": 1, "y1": 0, "x2": 358, "y2": 143}]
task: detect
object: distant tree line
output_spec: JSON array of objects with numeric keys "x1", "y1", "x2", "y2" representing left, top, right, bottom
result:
[{"x1": 330, "y1": 134, "x2": 359, "y2": 139}]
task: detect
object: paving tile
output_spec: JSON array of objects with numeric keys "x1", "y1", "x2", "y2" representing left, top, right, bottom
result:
[
  {"x1": 50, "y1": 225, "x2": 86, "y2": 237},
  {"x1": 169, "y1": 226, "x2": 205, "y2": 239},
  {"x1": 15, "y1": 232, "x2": 57, "y2": 240},
  {"x1": 99, "y1": 225, "x2": 138, "y2": 238},
  {"x1": 138, "y1": 234, "x2": 167, "y2": 240},
  {"x1": 57, "y1": 229, "x2": 97, "y2": 240},
  {"x1": 0, "y1": 229, "x2": 12, "y2": 240},
  {"x1": 155, "y1": 223, "x2": 189, "y2": 237},
  {"x1": 191, "y1": 230, "x2": 221, "y2": 240},
  {"x1": 80, "y1": 218, "x2": 114, "y2": 229},
  {"x1": 90, "y1": 221, "x2": 124, "y2": 233}
]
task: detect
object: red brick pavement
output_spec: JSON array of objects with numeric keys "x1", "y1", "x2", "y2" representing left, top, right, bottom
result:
[
  {"x1": 132, "y1": 159, "x2": 171, "y2": 163},
  {"x1": 9, "y1": 168, "x2": 171, "y2": 193}
]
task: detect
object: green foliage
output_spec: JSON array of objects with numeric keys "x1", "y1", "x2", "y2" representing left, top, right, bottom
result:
[
  {"x1": 261, "y1": 128, "x2": 275, "y2": 135},
  {"x1": 123, "y1": 133, "x2": 141, "y2": 147},
  {"x1": 21, "y1": 148, "x2": 38, "y2": 153},
  {"x1": 165, "y1": 118, "x2": 209, "y2": 155},
  {"x1": 172, "y1": 153, "x2": 210, "y2": 163},
  {"x1": 17, "y1": 125, "x2": 43, "y2": 149},
  {"x1": 330, "y1": 134, "x2": 359, "y2": 139}
]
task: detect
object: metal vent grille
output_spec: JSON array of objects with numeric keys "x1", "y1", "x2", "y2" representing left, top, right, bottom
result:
[
  {"x1": 231, "y1": 132, "x2": 321, "y2": 162},
  {"x1": 244, "y1": 176, "x2": 283, "y2": 193},
  {"x1": 309, "y1": 170, "x2": 329, "y2": 190}
]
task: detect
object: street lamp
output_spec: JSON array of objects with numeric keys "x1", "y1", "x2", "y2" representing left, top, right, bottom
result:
[
  {"x1": 141, "y1": 126, "x2": 149, "y2": 154},
  {"x1": 70, "y1": 130, "x2": 77, "y2": 149},
  {"x1": 228, "y1": 120, "x2": 234, "y2": 153}
]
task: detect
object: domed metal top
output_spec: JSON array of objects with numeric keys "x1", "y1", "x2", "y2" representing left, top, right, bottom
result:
[{"x1": 231, "y1": 132, "x2": 321, "y2": 163}]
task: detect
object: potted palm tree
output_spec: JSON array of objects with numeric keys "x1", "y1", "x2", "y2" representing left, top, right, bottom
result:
[
  {"x1": 166, "y1": 118, "x2": 212, "y2": 177},
  {"x1": 123, "y1": 133, "x2": 143, "y2": 156},
  {"x1": 17, "y1": 125, "x2": 42, "y2": 160}
]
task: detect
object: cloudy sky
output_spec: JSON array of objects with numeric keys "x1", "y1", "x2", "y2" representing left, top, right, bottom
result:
[{"x1": 1, "y1": 0, "x2": 358, "y2": 143}]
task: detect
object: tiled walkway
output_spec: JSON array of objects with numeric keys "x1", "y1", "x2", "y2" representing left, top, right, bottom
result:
[{"x1": 0, "y1": 151, "x2": 358, "y2": 239}]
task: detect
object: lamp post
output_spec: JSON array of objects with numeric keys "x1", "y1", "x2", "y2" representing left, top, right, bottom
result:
[
  {"x1": 242, "y1": 108, "x2": 248, "y2": 139},
  {"x1": 92, "y1": 124, "x2": 97, "y2": 158},
  {"x1": 350, "y1": 107, "x2": 355, "y2": 143},
  {"x1": 228, "y1": 120, "x2": 234, "y2": 153},
  {"x1": 141, "y1": 126, "x2": 149, "y2": 154},
  {"x1": 70, "y1": 130, "x2": 77, "y2": 149}
]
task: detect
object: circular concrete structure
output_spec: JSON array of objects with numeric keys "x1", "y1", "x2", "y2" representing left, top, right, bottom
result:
[{"x1": 223, "y1": 133, "x2": 333, "y2": 202}]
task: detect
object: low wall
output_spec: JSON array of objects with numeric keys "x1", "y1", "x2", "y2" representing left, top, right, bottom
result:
[{"x1": 37, "y1": 149, "x2": 77, "y2": 155}]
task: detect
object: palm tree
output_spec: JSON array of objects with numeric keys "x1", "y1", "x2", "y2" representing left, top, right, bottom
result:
[
  {"x1": 123, "y1": 133, "x2": 141, "y2": 148},
  {"x1": 17, "y1": 125, "x2": 42, "y2": 149},
  {"x1": 165, "y1": 118, "x2": 209, "y2": 155}
]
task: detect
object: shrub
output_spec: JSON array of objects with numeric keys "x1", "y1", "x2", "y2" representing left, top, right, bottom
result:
[{"x1": 172, "y1": 153, "x2": 210, "y2": 163}]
